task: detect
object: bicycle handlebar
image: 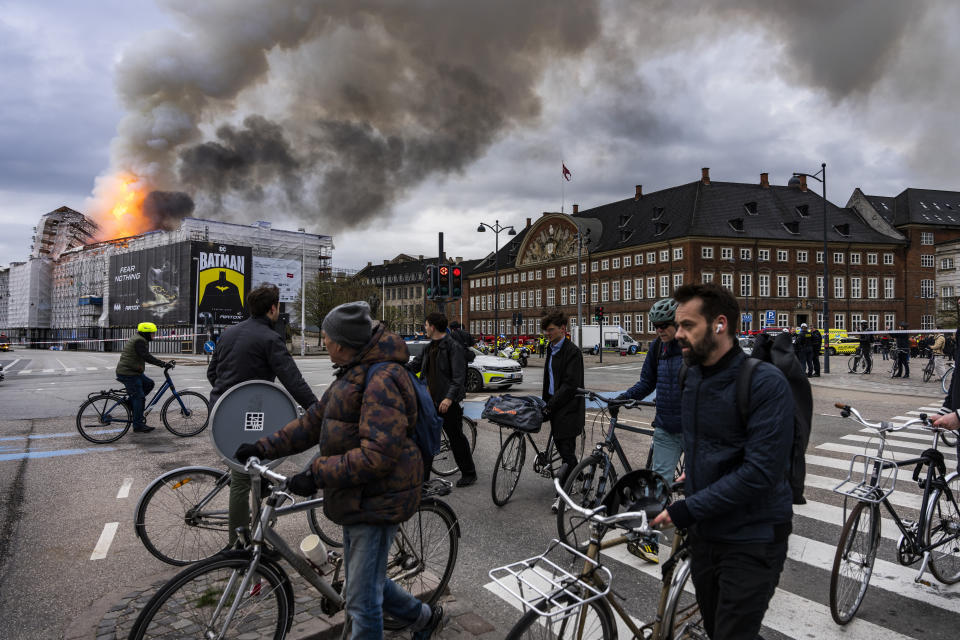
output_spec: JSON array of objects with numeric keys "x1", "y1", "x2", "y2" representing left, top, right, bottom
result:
[
  {"x1": 552, "y1": 476, "x2": 657, "y2": 535},
  {"x1": 244, "y1": 457, "x2": 287, "y2": 487},
  {"x1": 834, "y1": 403, "x2": 939, "y2": 433},
  {"x1": 575, "y1": 388, "x2": 641, "y2": 410}
]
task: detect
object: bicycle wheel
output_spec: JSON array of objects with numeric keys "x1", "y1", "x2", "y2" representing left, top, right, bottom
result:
[
  {"x1": 941, "y1": 430, "x2": 959, "y2": 448},
  {"x1": 924, "y1": 473, "x2": 960, "y2": 584},
  {"x1": 307, "y1": 501, "x2": 343, "y2": 548},
  {"x1": 135, "y1": 467, "x2": 231, "y2": 565},
  {"x1": 923, "y1": 360, "x2": 935, "y2": 383},
  {"x1": 505, "y1": 588, "x2": 615, "y2": 639},
  {"x1": 658, "y1": 557, "x2": 703, "y2": 640},
  {"x1": 942, "y1": 367, "x2": 954, "y2": 395},
  {"x1": 76, "y1": 394, "x2": 131, "y2": 444},
  {"x1": 384, "y1": 499, "x2": 459, "y2": 630},
  {"x1": 848, "y1": 355, "x2": 860, "y2": 373},
  {"x1": 432, "y1": 416, "x2": 478, "y2": 477},
  {"x1": 557, "y1": 456, "x2": 617, "y2": 551},
  {"x1": 492, "y1": 431, "x2": 526, "y2": 506},
  {"x1": 829, "y1": 501, "x2": 880, "y2": 624},
  {"x1": 128, "y1": 551, "x2": 293, "y2": 640},
  {"x1": 161, "y1": 391, "x2": 210, "y2": 436}
]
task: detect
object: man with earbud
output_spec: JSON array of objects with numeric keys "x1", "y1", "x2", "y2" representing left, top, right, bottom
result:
[{"x1": 652, "y1": 283, "x2": 793, "y2": 640}]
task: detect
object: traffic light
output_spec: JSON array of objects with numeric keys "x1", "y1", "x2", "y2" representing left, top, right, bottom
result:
[
  {"x1": 438, "y1": 264, "x2": 451, "y2": 297},
  {"x1": 425, "y1": 265, "x2": 438, "y2": 298},
  {"x1": 451, "y1": 266, "x2": 463, "y2": 298},
  {"x1": 594, "y1": 306, "x2": 604, "y2": 322}
]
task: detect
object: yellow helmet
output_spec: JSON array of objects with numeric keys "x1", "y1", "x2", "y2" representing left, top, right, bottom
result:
[{"x1": 137, "y1": 322, "x2": 158, "y2": 333}]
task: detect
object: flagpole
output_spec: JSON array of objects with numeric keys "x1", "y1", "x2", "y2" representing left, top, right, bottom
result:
[{"x1": 561, "y1": 165, "x2": 565, "y2": 213}]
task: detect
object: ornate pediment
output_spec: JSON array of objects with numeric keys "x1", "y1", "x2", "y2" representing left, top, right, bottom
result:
[{"x1": 518, "y1": 217, "x2": 578, "y2": 266}]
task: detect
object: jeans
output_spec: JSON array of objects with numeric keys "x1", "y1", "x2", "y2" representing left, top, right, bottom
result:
[
  {"x1": 342, "y1": 523, "x2": 430, "y2": 639},
  {"x1": 651, "y1": 428, "x2": 683, "y2": 483},
  {"x1": 116, "y1": 374, "x2": 155, "y2": 428},
  {"x1": 689, "y1": 529, "x2": 790, "y2": 640}
]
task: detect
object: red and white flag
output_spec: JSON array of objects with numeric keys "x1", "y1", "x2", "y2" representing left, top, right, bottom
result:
[{"x1": 562, "y1": 163, "x2": 572, "y2": 181}]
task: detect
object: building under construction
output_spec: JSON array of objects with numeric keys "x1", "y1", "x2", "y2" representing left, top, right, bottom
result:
[{"x1": 1, "y1": 208, "x2": 334, "y2": 353}]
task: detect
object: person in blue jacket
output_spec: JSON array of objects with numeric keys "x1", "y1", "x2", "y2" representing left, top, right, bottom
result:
[
  {"x1": 619, "y1": 298, "x2": 684, "y2": 563},
  {"x1": 653, "y1": 283, "x2": 793, "y2": 640}
]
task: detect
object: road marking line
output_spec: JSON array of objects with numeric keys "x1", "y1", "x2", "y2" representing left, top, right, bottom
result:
[
  {"x1": 794, "y1": 499, "x2": 899, "y2": 541},
  {"x1": 806, "y1": 474, "x2": 919, "y2": 510},
  {"x1": 91, "y1": 522, "x2": 119, "y2": 560},
  {"x1": 6, "y1": 358, "x2": 20, "y2": 369},
  {"x1": 0, "y1": 447, "x2": 117, "y2": 461},
  {"x1": 117, "y1": 478, "x2": 133, "y2": 499},
  {"x1": 918, "y1": 406, "x2": 942, "y2": 412},
  {"x1": 42, "y1": 368, "x2": 54, "y2": 373},
  {"x1": 841, "y1": 433, "x2": 956, "y2": 457},
  {"x1": 86, "y1": 367, "x2": 98, "y2": 370},
  {"x1": 17, "y1": 370, "x2": 32, "y2": 374},
  {"x1": 56, "y1": 358, "x2": 69, "y2": 371},
  {"x1": 806, "y1": 453, "x2": 920, "y2": 483}
]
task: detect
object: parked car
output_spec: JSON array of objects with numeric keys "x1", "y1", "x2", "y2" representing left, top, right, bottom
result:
[
  {"x1": 825, "y1": 336, "x2": 860, "y2": 355},
  {"x1": 406, "y1": 341, "x2": 522, "y2": 393}
]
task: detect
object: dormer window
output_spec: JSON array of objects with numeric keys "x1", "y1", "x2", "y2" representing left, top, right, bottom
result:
[
  {"x1": 728, "y1": 218, "x2": 745, "y2": 232},
  {"x1": 782, "y1": 221, "x2": 800, "y2": 235},
  {"x1": 654, "y1": 221, "x2": 670, "y2": 236},
  {"x1": 744, "y1": 202, "x2": 758, "y2": 215},
  {"x1": 618, "y1": 214, "x2": 633, "y2": 228},
  {"x1": 833, "y1": 223, "x2": 850, "y2": 237},
  {"x1": 652, "y1": 206, "x2": 665, "y2": 221},
  {"x1": 795, "y1": 204, "x2": 809, "y2": 217},
  {"x1": 619, "y1": 229, "x2": 634, "y2": 243}
]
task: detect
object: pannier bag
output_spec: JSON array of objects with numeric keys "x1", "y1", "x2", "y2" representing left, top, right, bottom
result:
[{"x1": 482, "y1": 394, "x2": 546, "y2": 432}]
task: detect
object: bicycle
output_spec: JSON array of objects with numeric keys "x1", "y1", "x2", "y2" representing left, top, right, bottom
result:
[
  {"x1": 431, "y1": 415, "x2": 478, "y2": 477},
  {"x1": 828, "y1": 403, "x2": 960, "y2": 625},
  {"x1": 941, "y1": 361, "x2": 954, "y2": 395},
  {"x1": 491, "y1": 474, "x2": 702, "y2": 639},
  {"x1": 888, "y1": 347, "x2": 906, "y2": 378},
  {"x1": 76, "y1": 361, "x2": 209, "y2": 443},
  {"x1": 488, "y1": 404, "x2": 585, "y2": 507},
  {"x1": 129, "y1": 458, "x2": 460, "y2": 638},
  {"x1": 922, "y1": 353, "x2": 938, "y2": 383},
  {"x1": 848, "y1": 347, "x2": 869, "y2": 374}
]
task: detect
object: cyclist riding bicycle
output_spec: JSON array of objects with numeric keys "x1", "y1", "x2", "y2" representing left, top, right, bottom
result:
[{"x1": 115, "y1": 322, "x2": 173, "y2": 433}]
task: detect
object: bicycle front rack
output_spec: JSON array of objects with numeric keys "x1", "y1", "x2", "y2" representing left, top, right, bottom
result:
[
  {"x1": 489, "y1": 539, "x2": 611, "y2": 620},
  {"x1": 833, "y1": 454, "x2": 899, "y2": 504}
]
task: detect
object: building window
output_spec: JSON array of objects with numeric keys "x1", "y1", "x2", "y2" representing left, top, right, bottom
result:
[
  {"x1": 834, "y1": 276, "x2": 845, "y2": 299},
  {"x1": 513, "y1": 273, "x2": 519, "y2": 284},
  {"x1": 833, "y1": 252, "x2": 844, "y2": 264},
  {"x1": 921, "y1": 279, "x2": 935, "y2": 298},
  {"x1": 591, "y1": 283, "x2": 598, "y2": 303},
  {"x1": 740, "y1": 248, "x2": 752, "y2": 260},
  {"x1": 635, "y1": 253, "x2": 643, "y2": 265},
  {"x1": 634, "y1": 277, "x2": 643, "y2": 299},
  {"x1": 569, "y1": 286, "x2": 576, "y2": 304},
  {"x1": 921, "y1": 231, "x2": 934, "y2": 245},
  {"x1": 850, "y1": 252, "x2": 861, "y2": 265},
  {"x1": 546, "y1": 288, "x2": 555, "y2": 306},
  {"x1": 560, "y1": 287, "x2": 568, "y2": 305},
  {"x1": 520, "y1": 271, "x2": 526, "y2": 282},
  {"x1": 940, "y1": 257, "x2": 955, "y2": 270},
  {"x1": 851, "y1": 312, "x2": 863, "y2": 328},
  {"x1": 560, "y1": 266, "x2": 568, "y2": 277},
  {"x1": 513, "y1": 291, "x2": 519, "y2": 308},
  {"x1": 921, "y1": 254, "x2": 934, "y2": 268},
  {"x1": 647, "y1": 277, "x2": 656, "y2": 299},
  {"x1": 612, "y1": 257, "x2": 620, "y2": 269},
  {"x1": 536, "y1": 289, "x2": 542, "y2": 306},
  {"x1": 868, "y1": 314, "x2": 878, "y2": 331},
  {"x1": 777, "y1": 275, "x2": 789, "y2": 297},
  {"x1": 702, "y1": 246, "x2": 714, "y2": 259},
  {"x1": 601, "y1": 281, "x2": 609, "y2": 302},
  {"x1": 636, "y1": 313, "x2": 645, "y2": 334},
  {"x1": 612, "y1": 280, "x2": 620, "y2": 301},
  {"x1": 546, "y1": 268, "x2": 556, "y2": 278},
  {"x1": 778, "y1": 313, "x2": 789, "y2": 328},
  {"x1": 702, "y1": 272, "x2": 714, "y2": 284},
  {"x1": 758, "y1": 274, "x2": 770, "y2": 297},
  {"x1": 600, "y1": 259, "x2": 609, "y2": 271},
  {"x1": 612, "y1": 314, "x2": 621, "y2": 327},
  {"x1": 797, "y1": 250, "x2": 808, "y2": 263},
  {"x1": 758, "y1": 249, "x2": 770, "y2": 262},
  {"x1": 673, "y1": 273, "x2": 683, "y2": 290},
  {"x1": 883, "y1": 253, "x2": 894, "y2": 265},
  {"x1": 868, "y1": 277, "x2": 878, "y2": 299},
  {"x1": 520, "y1": 291, "x2": 527, "y2": 307},
  {"x1": 867, "y1": 252, "x2": 878, "y2": 265},
  {"x1": 922, "y1": 314, "x2": 935, "y2": 330},
  {"x1": 721, "y1": 247, "x2": 733, "y2": 260},
  {"x1": 721, "y1": 273, "x2": 733, "y2": 291},
  {"x1": 470, "y1": 297, "x2": 475, "y2": 311},
  {"x1": 884, "y1": 313, "x2": 896, "y2": 330},
  {"x1": 777, "y1": 249, "x2": 789, "y2": 262},
  {"x1": 942, "y1": 287, "x2": 954, "y2": 309},
  {"x1": 660, "y1": 275, "x2": 670, "y2": 297},
  {"x1": 740, "y1": 274, "x2": 752, "y2": 297},
  {"x1": 659, "y1": 249, "x2": 669, "y2": 263},
  {"x1": 623, "y1": 279, "x2": 631, "y2": 300},
  {"x1": 834, "y1": 313, "x2": 845, "y2": 330},
  {"x1": 499, "y1": 293, "x2": 505, "y2": 309},
  {"x1": 536, "y1": 270, "x2": 542, "y2": 280},
  {"x1": 884, "y1": 277, "x2": 895, "y2": 298},
  {"x1": 647, "y1": 251, "x2": 656, "y2": 264},
  {"x1": 797, "y1": 275, "x2": 808, "y2": 298},
  {"x1": 624, "y1": 314, "x2": 632, "y2": 333},
  {"x1": 673, "y1": 247, "x2": 684, "y2": 261},
  {"x1": 850, "y1": 277, "x2": 862, "y2": 299},
  {"x1": 591, "y1": 261, "x2": 598, "y2": 272},
  {"x1": 581, "y1": 284, "x2": 587, "y2": 304},
  {"x1": 623, "y1": 256, "x2": 631, "y2": 267}
]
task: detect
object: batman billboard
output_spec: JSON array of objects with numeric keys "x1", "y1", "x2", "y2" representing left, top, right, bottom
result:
[
  {"x1": 191, "y1": 242, "x2": 253, "y2": 325},
  {"x1": 109, "y1": 242, "x2": 192, "y2": 326}
]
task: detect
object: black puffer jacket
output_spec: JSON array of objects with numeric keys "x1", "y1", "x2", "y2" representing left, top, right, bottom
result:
[{"x1": 207, "y1": 316, "x2": 316, "y2": 409}]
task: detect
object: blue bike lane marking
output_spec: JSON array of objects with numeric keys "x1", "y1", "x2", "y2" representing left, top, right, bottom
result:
[{"x1": 0, "y1": 447, "x2": 117, "y2": 461}]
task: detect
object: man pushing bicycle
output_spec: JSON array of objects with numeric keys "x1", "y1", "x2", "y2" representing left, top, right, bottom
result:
[{"x1": 115, "y1": 322, "x2": 173, "y2": 433}]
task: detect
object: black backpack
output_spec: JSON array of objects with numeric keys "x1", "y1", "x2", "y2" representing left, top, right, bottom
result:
[
  {"x1": 448, "y1": 328, "x2": 476, "y2": 363},
  {"x1": 679, "y1": 332, "x2": 812, "y2": 505},
  {"x1": 946, "y1": 334, "x2": 957, "y2": 358}
]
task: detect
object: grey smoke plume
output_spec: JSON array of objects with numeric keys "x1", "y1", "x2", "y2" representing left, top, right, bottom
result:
[
  {"x1": 142, "y1": 191, "x2": 195, "y2": 230},
  {"x1": 99, "y1": 0, "x2": 954, "y2": 233}
]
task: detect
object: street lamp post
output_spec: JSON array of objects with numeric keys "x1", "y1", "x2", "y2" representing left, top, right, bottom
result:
[
  {"x1": 793, "y1": 163, "x2": 829, "y2": 373},
  {"x1": 477, "y1": 220, "x2": 516, "y2": 341},
  {"x1": 298, "y1": 228, "x2": 306, "y2": 357}
]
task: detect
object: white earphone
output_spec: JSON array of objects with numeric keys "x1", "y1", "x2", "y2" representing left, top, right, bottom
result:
[{"x1": 716, "y1": 324, "x2": 723, "y2": 334}]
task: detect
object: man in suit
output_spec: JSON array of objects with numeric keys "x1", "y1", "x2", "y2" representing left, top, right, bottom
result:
[{"x1": 540, "y1": 310, "x2": 585, "y2": 512}]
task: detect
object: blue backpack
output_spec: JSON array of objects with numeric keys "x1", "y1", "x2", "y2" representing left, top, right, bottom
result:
[{"x1": 365, "y1": 362, "x2": 443, "y2": 460}]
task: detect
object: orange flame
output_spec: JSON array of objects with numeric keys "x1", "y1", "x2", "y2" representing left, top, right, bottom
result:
[{"x1": 91, "y1": 173, "x2": 152, "y2": 241}]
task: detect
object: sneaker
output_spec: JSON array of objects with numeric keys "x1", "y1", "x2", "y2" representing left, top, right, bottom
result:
[
  {"x1": 455, "y1": 474, "x2": 477, "y2": 488},
  {"x1": 628, "y1": 538, "x2": 659, "y2": 564},
  {"x1": 133, "y1": 425, "x2": 155, "y2": 433},
  {"x1": 551, "y1": 497, "x2": 560, "y2": 514},
  {"x1": 413, "y1": 604, "x2": 444, "y2": 640}
]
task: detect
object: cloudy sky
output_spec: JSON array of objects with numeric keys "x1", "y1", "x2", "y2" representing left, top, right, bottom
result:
[{"x1": 2, "y1": 0, "x2": 958, "y2": 270}]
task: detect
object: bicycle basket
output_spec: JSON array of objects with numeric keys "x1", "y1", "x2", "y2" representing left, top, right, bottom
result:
[
  {"x1": 832, "y1": 454, "x2": 899, "y2": 504},
  {"x1": 482, "y1": 394, "x2": 546, "y2": 432},
  {"x1": 488, "y1": 539, "x2": 611, "y2": 620}
]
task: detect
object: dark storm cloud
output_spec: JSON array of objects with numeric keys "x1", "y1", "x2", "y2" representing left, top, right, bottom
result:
[{"x1": 142, "y1": 190, "x2": 194, "y2": 230}]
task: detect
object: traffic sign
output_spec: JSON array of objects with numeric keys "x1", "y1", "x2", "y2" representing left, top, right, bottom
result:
[
  {"x1": 742, "y1": 313, "x2": 752, "y2": 323},
  {"x1": 765, "y1": 310, "x2": 776, "y2": 325},
  {"x1": 204, "y1": 340, "x2": 216, "y2": 354}
]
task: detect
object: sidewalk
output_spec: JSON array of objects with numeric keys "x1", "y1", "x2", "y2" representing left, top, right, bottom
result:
[{"x1": 806, "y1": 357, "x2": 947, "y2": 400}]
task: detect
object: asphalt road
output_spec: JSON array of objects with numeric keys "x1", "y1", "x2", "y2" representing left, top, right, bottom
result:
[{"x1": 0, "y1": 348, "x2": 957, "y2": 639}]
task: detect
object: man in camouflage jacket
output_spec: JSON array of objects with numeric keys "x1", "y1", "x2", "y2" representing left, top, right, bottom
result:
[{"x1": 235, "y1": 301, "x2": 443, "y2": 639}]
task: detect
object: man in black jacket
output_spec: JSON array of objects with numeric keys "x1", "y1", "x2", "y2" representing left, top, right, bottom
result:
[
  {"x1": 652, "y1": 283, "x2": 793, "y2": 640},
  {"x1": 893, "y1": 321, "x2": 911, "y2": 378},
  {"x1": 810, "y1": 328, "x2": 822, "y2": 376},
  {"x1": 541, "y1": 310, "x2": 584, "y2": 512},
  {"x1": 857, "y1": 322, "x2": 874, "y2": 374},
  {"x1": 208, "y1": 284, "x2": 318, "y2": 544},
  {"x1": 411, "y1": 312, "x2": 476, "y2": 487}
]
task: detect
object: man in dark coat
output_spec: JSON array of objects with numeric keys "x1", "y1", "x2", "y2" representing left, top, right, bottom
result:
[
  {"x1": 857, "y1": 322, "x2": 874, "y2": 374},
  {"x1": 809, "y1": 328, "x2": 822, "y2": 376},
  {"x1": 208, "y1": 284, "x2": 317, "y2": 544},
  {"x1": 893, "y1": 321, "x2": 911, "y2": 377},
  {"x1": 540, "y1": 310, "x2": 584, "y2": 512}
]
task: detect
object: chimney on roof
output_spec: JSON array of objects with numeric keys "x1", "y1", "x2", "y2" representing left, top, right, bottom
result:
[
  {"x1": 418, "y1": 255, "x2": 423, "y2": 261},
  {"x1": 701, "y1": 168, "x2": 710, "y2": 185},
  {"x1": 573, "y1": 204, "x2": 579, "y2": 214},
  {"x1": 760, "y1": 172, "x2": 769, "y2": 188},
  {"x1": 635, "y1": 185, "x2": 642, "y2": 199},
  {"x1": 800, "y1": 174, "x2": 807, "y2": 192},
  {"x1": 367, "y1": 261, "x2": 372, "y2": 267},
  {"x1": 455, "y1": 256, "x2": 462, "y2": 263},
  {"x1": 383, "y1": 260, "x2": 389, "y2": 265},
  {"x1": 526, "y1": 217, "x2": 531, "y2": 228}
]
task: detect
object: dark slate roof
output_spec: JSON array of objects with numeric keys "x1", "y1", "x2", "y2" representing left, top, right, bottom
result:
[
  {"x1": 892, "y1": 188, "x2": 960, "y2": 226},
  {"x1": 863, "y1": 195, "x2": 896, "y2": 224},
  {"x1": 356, "y1": 255, "x2": 482, "y2": 282}
]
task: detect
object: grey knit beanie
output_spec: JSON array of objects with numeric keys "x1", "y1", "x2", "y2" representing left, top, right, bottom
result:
[{"x1": 322, "y1": 301, "x2": 374, "y2": 350}]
